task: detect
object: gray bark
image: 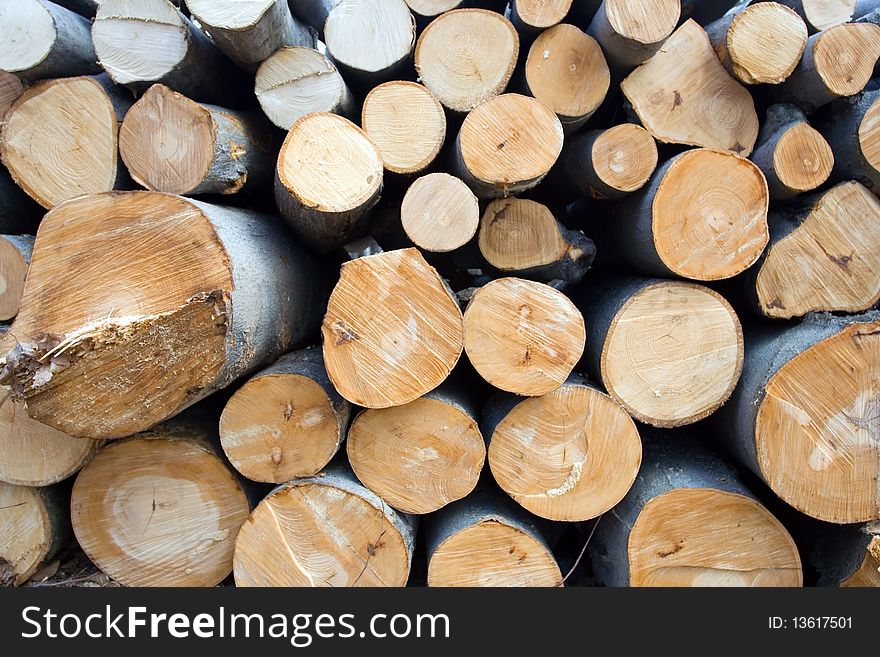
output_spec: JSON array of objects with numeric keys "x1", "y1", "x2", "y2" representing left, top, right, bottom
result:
[
  {"x1": 587, "y1": 1, "x2": 677, "y2": 76},
  {"x1": 750, "y1": 104, "x2": 817, "y2": 201},
  {"x1": 288, "y1": 0, "x2": 341, "y2": 34},
  {"x1": 816, "y1": 89, "x2": 880, "y2": 192},
  {"x1": 0, "y1": 168, "x2": 42, "y2": 235},
  {"x1": 681, "y1": 0, "x2": 748, "y2": 25}
]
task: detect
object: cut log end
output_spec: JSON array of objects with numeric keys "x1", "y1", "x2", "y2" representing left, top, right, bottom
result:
[
  {"x1": 605, "y1": 0, "x2": 679, "y2": 46},
  {"x1": 405, "y1": 1, "x2": 461, "y2": 18},
  {"x1": 0, "y1": 71, "x2": 24, "y2": 119},
  {"x1": 322, "y1": 248, "x2": 463, "y2": 409},
  {"x1": 0, "y1": 482, "x2": 57, "y2": 586},
  {"x1": 463, "y1": 277, "x2": 585, "y2": 396},
  {"x1": 513, "y1": 0, "x2": 573, "y2": 30},
  {"x1": 0, "y1": 0, "x2": 56, "y2": 74},
  {"x1": 773, "y1": 122, "x2": 834, "y2": 193},
  {"x1": 0, "y1": 235, "x2": 32, "y2": 321},
  {"x1": 724, "y1": 3, "x2": 807, "y2": 85},
  {"x1": 415, "y1": 9, "x2": 519, "y2": 113},
  {"x1": 859, "y1": 96, "x2": 880, "y2": 175},
  {"x1": 800, "y1": 0, "x2": 858, "y2": 31},
  {"x1": 756, "y1": 320, "x2": 880, "y2": 523},
  {"x1": 362, "y1": 82, "x2": 446, "y2": 175},
  {"x1": 324, "y1": 0, "x2": 415, "y2": 77},
  {"x1": 400, "y1": 173, "x2": 478, "y2": 253},
  {"x1": 629, "y1": 489, "x2": 803, "y2": 586},
  {"x1": 814, "y1": 23, "x2": 880, "y2": 98},
  {"x1": 841, "y1": 537, "x2": 880, "y2": 587},
  {"x1": 592, "y1": 123, "x2": 658, "y2": 195},
  {"x1": 601, "y1": 282, "x2": 743, "y2": 427}
]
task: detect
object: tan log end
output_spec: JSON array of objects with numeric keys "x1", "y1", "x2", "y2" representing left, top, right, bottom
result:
[
  {"x1": 478, "y1": 198, "x2": 572, "y2": 272},
  {"x1": 801, "y1": 0, "x2": 857, "y2": 31},
  {"x1": 0, "y1": 70, "x2": 23, "y2": 120},
  {"x1": 725, "y1": 3, "x2": 807, "y2": 85},
  {"x1": 592, "y1": 123, "x2": 658, "y2": 194},
  {"x1": 514, "y1": 0, "x2": 573, "y2": 30},
  {"x1": 322, "y1": 248, "x2": 463, "y2": 408},
  {"x1": 361, "y1": 81, "x2": 446, "y2": 175},
  {"x1": 415, "y1": 9, "x2": 519, "y2": 112},
  {"x1": 772, "y1": 122, "x2": 834, "y2": 193},
  {"x1": 324, "y1": 0, "x2": 415, "y2": 76},
  {"x1": 0, "y1": 482, "x2": 57, "y2": 586},
  {"x1": 463, "y1": 277, "x2": 585, "y2": 396},
  {"x1": 629, "y1": 489, "x2": 803, "y2": 586},
  {"x1": 400, "y1": 173, "x2": 479, "y2": 252},
  {"x1": 814, "y1": 23, "x2": 880, "y2": 98},
  {"x1": 0, "y1": 0, "x2": 57, "y2": 75},
  {"x1": 0, "y1": 236, "x2": 30, "y2": 321},
  {"x1": 405, "y1": 1, "x2": 462, "y2": 18},
  {"x1": 860, "y1": 95, "x2": 880, "y2": 175},
  {"x1": 604, "y1": 0, "x2": 680, "y2": 45}
]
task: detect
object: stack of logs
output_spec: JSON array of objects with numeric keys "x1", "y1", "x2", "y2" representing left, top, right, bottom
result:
[{"x1": 0, "y1": 0, "x2": 879, "y2": 588}]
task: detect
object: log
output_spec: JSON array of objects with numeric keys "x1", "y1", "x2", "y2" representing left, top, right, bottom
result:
[
  {"x1": 274, "y1": 112, "x2": 383, "y2": 253},
  {"x1": 523, "y1": 24, "x2": 610, "y2": 132},
  {"x1": 71, "y1": 422, "x2": 251, "y2": 587},
  {"x1": 842, "y1": 531, "x2": 880, "y2": 586},
  {"x1": 590, "y1": 433, "x2": 803, "y2": 587},
  {"x1": 747, "y1": 182, "x2": 880, "y2": 319},
  {"x1": 361, "y1": 82, "x2": 446, "y2": 175},
  {"x1": 777, "y1": 0, "x2": 880, "y2": 31},
  {"x1": 322, "y1": 248, "x2": 463, "y2": 408},
  {"x1": 414, "y1": 9, "x2": 519, "y2": 113},
  {"x1": 405, "y1": 0, "x2": 506, "y2": 21},
  {"x1": 511, "y1": 0, "x2": 573, "y2": 33},
  {"x1": 680, "y1": 0, "x2": 747, "y2": 25},
  {"x1": 621, "y1": 20, "x2": 760, "y2": 155},
  {"x1": 482, "y1": 375, "x2": 642, "y2": 522},
  {"x1": 0, "y1": 0, "x2": 100, "y2": 80},
  {"x1": 557, "y1": 123, "x2": 658, "y2": 200},
  {"x1": 575, "y1": 276, "x2": 744, "y2": 428},
  {"x1": 323, "y1": 0, "x2": 416, "y2": 87},
  {"x1": 400, "y1": 173, "x2": 479, "y2": 252},
  {"x1": 0, "y1": 191, "x2": 325, "y2": 439},
  {"x1": 0, "y1": 75, "x2": 133, "y2": 209},
  {"x1": 477, "y1": 197, "x2": 596, "y2": 284},
  {"x1": 0, "y1": 71, "x2": 23, "y2": 121},
  {"x1": 587, "y1": 0, "x2": 680, "y2": 76},
  {"x1": 453, "y1": 93, "x2": 564, "y2": 199},
  {"x1": 462, "y1": 277, "x2": 585, "y2": 396},
  {"x1": 346, "y1": 384, "x2": 485, "y2": 514},
  {"x1": 749, "y1": 104, "x2": 834, "y2": 201},
  {"x1": 705, "y1": 2, "x2": 808, "y2": 85},
  {"x1": 52, "y1": 0, "x2": 103, "y2": 17},
  {"x1": 92, "y1": 0, "x2": 249, "y2": 106},
  {"x1": 0, "y1": 481, "x2": 69, "y2": 587},
  {"x1": 425, "y1": 487, "x2": 562, "y2": 587},
  {"x1": 255, "y1": 46, "x2": 355, "y2": 131},
  {"x1": 218, "y1": 347, "x2": 351, "y2": 484},
  {"x1": 0, "y1": 235, "x2": 33, "y2": 321},
  {"x1": 769, "y1": 22, "x2": 880, "y2": 114},
  {"x1": 817, "y1": 89, "x2": 880, "y2": 191},
  {"x1": 717, "y1": 312, "x2": 880, "y2": 524},
  {"x1": 607, "y1": 148, "x2": 769, "y2": 281},
  {"x1": 186, "y1": 0, "x2": 315, "y2": 71},
  {"x1": 0, "y1": 169, "x2": 42, "y2": 236},
  {"x1": 233, "y1": 462, "x2": 417, "y2": 587},
  {"x1": 119, "y1": 84, "x2": 276, "y2": 196},
  {"x1": 289, "y1": 0, "x2": 341, "y2": 33}
]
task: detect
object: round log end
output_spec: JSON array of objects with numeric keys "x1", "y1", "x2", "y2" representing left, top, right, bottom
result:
[
  {"x1": 0, "y1": 0, "x2": 55, "y2": 75},
  {"x1": 515, "y1": 0, "x2": 573, "y2": 30},
  {"x1": 605, "y1": 0, "x2": 679, "y2": 45},
  {"x1": 187, "y1": 0, "x2": 277, "y2": 28},
  {"x1": 405, "y1": 1, "x2": 461, "y2": 18},
  {"x1": 592, "y1": 123, "x2": 658, "y2": 194},
  {"x1": 772, "y1": 122, "x2": 834, "y2": 193},
  {"x1": 814, "y1": 23, "x2": 880, "y2": 98},
  {"x1": 325, "y1": 0, "x2": 415, "y2": 75},
  {"x1": 0, "y1": 70, "x2": 24, "y2": 119},
  {"x1": 478, "y1": 198, "x2": 573, "y2": 272},
  {"x1": 727, "y1": 3, "x2": 807, "y2": 85},
  {"x1": 400, "y1": 173, "x2": 478, "y2": 252},
  {"x1": 0, "y1": 235, "x2": 30, "y2": 320},
  {"x1": 0, "y1": 482, "x2": 55, "y2": 586},
  {"x1": 859, "y1": 95, "x2": 880, "y2": 175}
]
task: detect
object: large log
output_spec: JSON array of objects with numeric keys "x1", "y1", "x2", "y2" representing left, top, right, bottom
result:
[
  {"x1": 0, "y1": 191, "x2": 324, "y2": 440},
  {"x1": 746, "y1": 182, "x2": 880, "y2": 320},
  {"x1": 119, "y1": 84, "x2": 276, "y2": 196},
  {"x1": 816, "y1": 89, "x2": 880, "y2": 192},
  {"x1": 0, "y1": 0, "x2": 100, "y2": 80},
  {"x1": 482, "y1": 375, "x2": 642, "y2": 522},
  {"x1": 274, "y1": 113, "x2": 383, "y2": 253},
  {"x1": 0, "y1": 75, "x2": 133, "y2": 209},
  {"x1": 218, "y1": 348, "x2": 351, "y2": 484},
  {"x1": 622, "y1": 20, "x2": 760, "y2": 155},
  {"x1": 587, "y1": 0, "x2": 680, "y2": 76},
  {"x1": 233, "y1": 462, "x2": 417, "y2": 587},
  {"x1": 0, "y1": 235, "x2": 33, "y2": 321},
  {"x1": 400, "y1": 174, "x2": 479, "y2": 253},
  {"x1": 590, "y1": 433, "x2": 803, "y2": 587},
  {"x1": 575, "y1": 276, "x2": 744, "y2": 428},
  {"x1": 717, "y1": 312, "x2": 880, "y2": 524},
  {"x1": 322, "y1": 248, "x2": 463, "y2": 408}
]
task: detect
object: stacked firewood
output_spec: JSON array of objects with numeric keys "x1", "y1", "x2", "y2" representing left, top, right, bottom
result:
[{"x1": 0, "y1": 0, "x2": 879, "y2": 588}]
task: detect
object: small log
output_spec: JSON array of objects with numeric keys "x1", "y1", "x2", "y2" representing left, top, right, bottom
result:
[
  {"x1": 477, "y1": 197, "x2": 596, "y2": 284},
  {"x1": 400, "y1": 173, "x2": 479, "y2": 253},
  {"x1": 322, "y1": 248, "x2": 463, "y2": 408},
  {"x1": 346, "y1": 384, "x2": 485, "y2": 514},
  {"x1": 453, "y1": 93, "x2": 564, "y2": 199},
  {"x1": 523, "y1": 24, "x2": 610, "y2": 132},
  {"x1": 0, "y1": 168, "x2": 41, "y2": 236},
  {"x1": 233, "y1": 462, "x2": 417, "y2": 587},
  {"x1": 219, "y1": 348, "x2": 351, "y2": 484},
  {"x1": 717, "y1": 312, "x2": 880, "y2": 524},
  {"x1": 93, "y1": 0, "x2": 249, "y2": 106},
  {"x1": 511, "y1": 0, "x2": 573, "y2": 33},
  {"x1": 0, "y1": 235, "x2": 32, "y2": 323},
  {"x1": 0, "y1": 75, "x2": 133, "y2": 209},
  {"x1": 777, "y1": 0, "x2": 880, "y2": 31},
  {"x1": 0, "y1": 481, "x2": 70, "y2": 587},
  {"x1": 749, "y1": 104, "x2": 834, "y2": 201},
  {"x1": 324, "y1": 0, "x2": 416, "y2": 87},
  {"x1": 607, "y1": 148, "x2": 769, "y2": 281},
  {"x1": 587, "y1": 0, "x2": 680, "y2": 76},
  {"x1": 462, "y1": 277, "x2": 585, "y2": 396},
  {"x1": 415, "y1": 9, "x2": 519, "y2": 113},
  {"x1": 622, "y1": 20, "x2": 760, "y2": 155},
  {"x1": 186, "y1": 0, "x2": 315, "y2": 71},
  {"x1": 119, "y1": 84, "x2": 275, "y2": 196},
  {"x1": 275, "y1": 113, "x2": 383, "y2": 253},
  {"x1": 425, "y1": 487, "x2": 562, "y2": 587},
  {"x1": 705, "y1": 2, "x2": 808, "y2": 85},
  {"x1": 71, "y1": 422, "x2": 251, "y2": 587},
  {"x1": 1, "y1": 191, "x2": 324, "y2": 439},
  {"x1": 289, "y1": 0, "x2": 341, "y2": 33},
  {"x1": 0, "y1": 71, "x2": 23, "y2": 121},
  {"x1": 575, "y1": 276, "x2": 744, "y2": 428},
  {"x1": 817, "y1": 89, "x2": 880, "y2": 191},
  {"x1": 0, "y1": 0, "x2": 100, "y2": 80},
  {"x1": 255, "y1": 46, "x2": 354, "y2": 131},
  {"x1": 482, "y1": 375, "x2": 642, "y2": 522},
  {"x1": 361, "y1": 82, "x2": 446, "y2": 175},
  {"x1": 590, "y1": 433, "x2": 803, "y2": 587},
  {"x1": 747, "y1": 182, "x2": 880, "y2": 320},
  {"x1": 769, "y1": 22, "x2": 880, "y2": 114}
]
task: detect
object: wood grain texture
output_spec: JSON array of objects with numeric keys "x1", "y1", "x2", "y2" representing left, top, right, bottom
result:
[{"x1": 400, "y1": 173, "x2": 478, "y2": 252}]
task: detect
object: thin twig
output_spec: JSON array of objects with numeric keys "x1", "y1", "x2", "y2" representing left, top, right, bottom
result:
[{"x1": 557, "y1": 514, "x2": 602, "y2": 587}]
